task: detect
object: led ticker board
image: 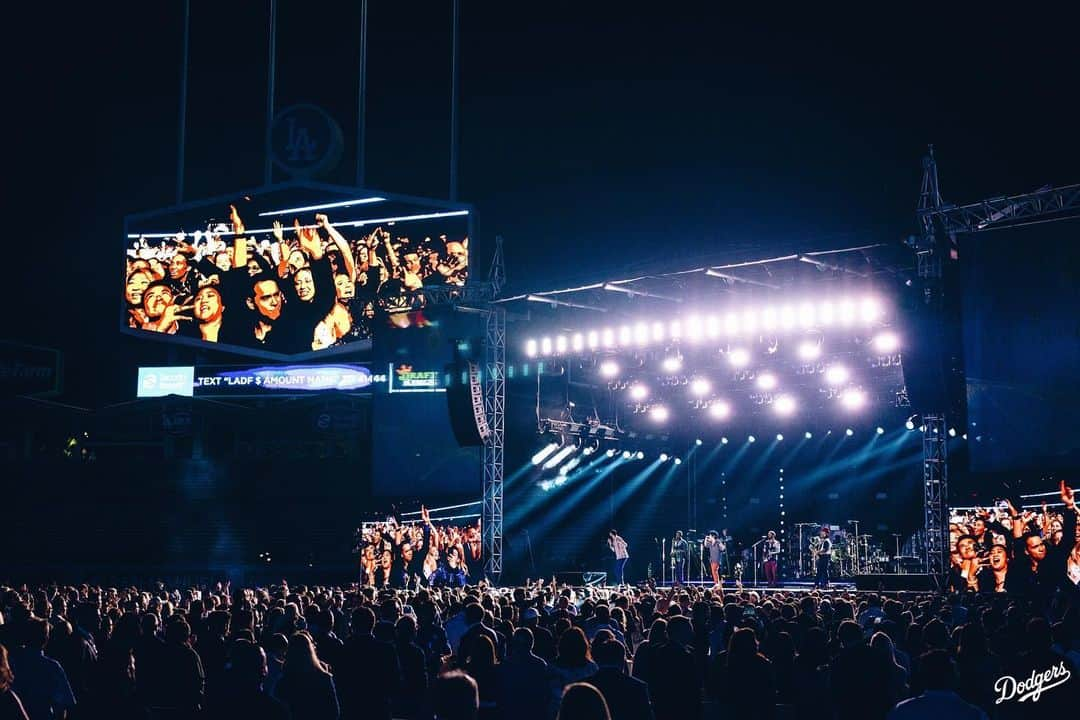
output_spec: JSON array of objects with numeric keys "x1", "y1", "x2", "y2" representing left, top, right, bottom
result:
[
  {"x1": 123, "y1": 183, "x2": 471, "y2": 360},
  {"x1": 387, "y1": 363, "x2": 445, "y2": 393},
  {"x1": 134, "y1": 363, "x2": 450, "y2": 399}
]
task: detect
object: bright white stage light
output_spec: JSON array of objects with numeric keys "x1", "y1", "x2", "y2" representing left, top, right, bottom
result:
[
  {"x1": 540, "y1": 480, "x2": 554, "y2": 492},
  {"x1": 652, "y1": 322, "x2": 665, "y2": 342},
  {"x1": 756, "y1": 373, "x2": 778, "y2": 391},
  {"x1": 531, "y1": 442, "x2": 559, "y2": 466},
  {"x1": 840, "y1": 388, "x2": 867, "y2": 410},
  {"x1": 629, "y1": 384, "x2": 649, "y2": 401},
  {"x1": 559, "y1": 457, "x2": 581, "y2": 476},
  {"x1": 839, "y1": 298, "x2": 857, "y2": 326},
  {"x1": 619, "y1": 326, "x2": 633, "y2": 346},
  {"x1": 780, "y1": 305, "x2": 796, "y2": 329},
  {"x1": 876, "y1": 427, "x2": 885, "y2": 435},
  {"x1": 748, "y1": 435, "x2": 757, "y2": 443},
  {"x1": 798, "y1": 302, "x2": 815, "y2": 328},
  {"x1": 805, "y1": 431, "x2": 813, "y2": 439},
  {"x1": 543, "y1": 444, "x2": 576, "y2": 469},
  {"x1": 742, "y1": 309, "x2": 758, "y2": 334},
  {"x1": 649, "y1": 406, "x2": 670, "y2": 423},
  {"x1": 776, "y1": 434, "x2": 784, "y2": 441},
  {"x1": 622, "y1": 450, "x2": 633, "y2": 459},
  {"x1": 599, "y1": 360, "x2": 620, "y2": 378},
  {"x1": 662, "y1": 356, "x2": 683, "y2": 373},
  {"x1": 606, "y1": 448, "x2": 617, "y2": 457},
  {"x1": 669, "y1": 320, "x2": 682, "y2": 340},
  {"x1": 845, "y1": 428, "x2": 854, "y2": 436},
  {"x1": 824, "y1": 365, "x2": 849, "y2": 385},
  {"x1": 686, "y1": 315, "x2": 703, "y2": 341},
  {"x1": 962, "y1": 433, "x2": 968, "y2": 440},
  {"x1": 674, "y1": 457, "x2": 682, "y2": 465},
  {"x1": 872, "y1": 331, "x2": 900, "y2": 353},
  {"x1": 774, "y1": 394, "x2": 797, "y2": 416},
  {"x1": 554, "y1": 476, "x2": 567, "y2": 486},
  {"x1": 797, "y1": 340, "x2": 821, "y2": 361},
  {"x1": 695, "y1": 438, "x2": 703, "y2": 446},
  {"x1": 540, "y1": 337, "x2": 553, "y2": 356},
  {"x1": 820, "y1": 301, "x2": 836, "y2": 326},
  {"x1": 919, "y1": 425, "x2": 926, "y2": 433},
  {"x1": 706, "y1": 315, "x2": 721, "y2": 337},
  {"x1": 709, "y1": 401, "x2": 732, "y2": 420},
  {"x1": 948, "y1": 427, "x2": 957, "y2": 437},
  {"x1": 906, "y1": 420, "x2": 916, "y2": 430},
  {"x1": 860, "y1": 297, "x2": 883, "y2": 324},
  {"x1": 525, "y1": 339, "x2": 538, "y2": 358},
  {"x1": 636, "y1": 450, "x2": 645, "y2": 459},
  {"x1": 659, "y1": 453, "x2": 669, "y2": 462},
  {"x1": 559, "y1": 455, "x2": 582, "y2": 474},
  {"x1": 690, "y1": 378, "x2": 711, "y2": 396},
  {"x1": 555, "y1": 335, "x2": 568, "y2": 354},
  {"x1": 634, "y1": 322, "x2": 650, "y2": 346},
  {"x1": 721, "y1": 437, "x2": 729, "y2": 444},
  {"x1": 728, "y1": 348, "x2": 751, "y2": 368},
  {"x1": 582, "y1": 446, "x2": 595, "y2": 456},
  {"x1": 762, "y1": 307, "x2": 778, "y2": 330},
  {"x1": 602, "y1": 328, "x2": 616, "y2": 348},
  {"x1": 725, "y1": 313, "x2": 740, "y2": 335},
  {"x1": 572, "y1": 333, "x2": 585, "y2": 352},
  {"x1": 587, "y1": 331, "x2": 600, "y2": 349}
]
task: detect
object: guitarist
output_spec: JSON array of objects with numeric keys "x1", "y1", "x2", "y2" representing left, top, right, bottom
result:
[{"x1": 813, "y1": 526, "x2": 833, "y2": 589}]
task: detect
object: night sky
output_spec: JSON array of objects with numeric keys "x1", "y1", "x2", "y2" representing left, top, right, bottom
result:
[{"x1": 10, "y1": 3, "x2": 1079, "y2": 410}]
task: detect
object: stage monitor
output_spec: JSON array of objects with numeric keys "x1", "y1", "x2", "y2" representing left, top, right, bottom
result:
[{"x1": 123, "y1": 184, "x2": 471, "y2": 360}]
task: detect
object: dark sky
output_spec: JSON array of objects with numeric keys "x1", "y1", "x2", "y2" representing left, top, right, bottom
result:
[{"x1": 9, "y1": 3, "x2": 1079, "y2": 407}]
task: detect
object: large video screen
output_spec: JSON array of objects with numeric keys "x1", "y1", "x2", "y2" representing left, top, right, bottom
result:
[
  {"x1": 124, "y1": 187, "x2": 470, "y2": 359},
  {"x1": 948, "y1": 480, "x2": 1079, "y2": 594}
]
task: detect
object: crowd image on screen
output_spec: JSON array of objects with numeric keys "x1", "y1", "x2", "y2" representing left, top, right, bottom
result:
[
  {"x1": 355, "y1": 507, "x2": 484, "y2": 590},
  {"x1": 124, "y1": 204, "x2": 468, "y2": 354},
  {"x1": 949, "y1": 480, "x2": 1080, "y2": 598}
]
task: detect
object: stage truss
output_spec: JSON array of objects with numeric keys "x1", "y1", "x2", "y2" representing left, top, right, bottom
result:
[{"x1": 913, "y1": 146, "x2": 1079, "y2": 588}]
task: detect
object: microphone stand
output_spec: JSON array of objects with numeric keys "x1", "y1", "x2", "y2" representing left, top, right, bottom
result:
[
  {"x1": 849, "y1": 520, "x2": 860, "y2": 575},
  {"x1": 751, "y1": 537, "x2": 766, "y2": 587},
  {"x1": 661, "y1": 537, "x2": 666, "y2": 586}
]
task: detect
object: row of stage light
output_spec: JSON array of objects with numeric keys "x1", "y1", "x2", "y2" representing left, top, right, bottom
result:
[
  {"x1": 529, "y1": 419, "x2": 959, "y2": 491},
  {"x1": 523, "y1": 295, "x2": 890, "y2": 358}
]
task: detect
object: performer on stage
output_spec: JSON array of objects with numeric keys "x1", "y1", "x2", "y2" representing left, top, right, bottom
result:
[
  {"x1": 813, "y1": 526, "x2": 832, "y2": 589},
  {"x1": 719, "y1": 527, "x2": 734, "y2": 574},
  {"x1": 671, "y1": 530, "x2": 688, "y2": 585},
  {"x1": 763, "y1": 530, "x2": 781, "y2": 585},
  {"x1": 705, "y1": 531, "x2": 725, "y2": 585},
  {"x1": 608, "y1": 529, "x2": 629, "y2": 585}
]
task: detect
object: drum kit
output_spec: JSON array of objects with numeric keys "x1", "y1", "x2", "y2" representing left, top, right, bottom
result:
[{"x1": 790, "y1": 523, "x2": 925, "y2": 577}]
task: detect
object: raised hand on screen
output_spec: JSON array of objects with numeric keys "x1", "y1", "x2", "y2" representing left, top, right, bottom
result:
[
  {"x1": 1062, "y1": 480, "x2": 1076, "y2": 509},
  {"x1": 229, "y1": 205, "x2": 245, "y2": 236}
]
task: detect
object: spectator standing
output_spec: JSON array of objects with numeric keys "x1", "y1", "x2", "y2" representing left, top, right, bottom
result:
[{"x1": 274, "y1": 632, "x2": 340, "y2": 720}]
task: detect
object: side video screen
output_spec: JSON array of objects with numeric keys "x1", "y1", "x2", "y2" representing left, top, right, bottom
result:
[{"x1": 124, "y1": 189, "x2": 469, "y2": 358}]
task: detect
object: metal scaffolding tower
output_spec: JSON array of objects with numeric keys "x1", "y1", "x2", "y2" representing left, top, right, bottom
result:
[
  {"x1": 921, "y1": 415, "x2": 949, "y2": 583},
  {"x1": 483, "y1": 237, "x2": 506, "y2": 581},
  {"x1": 914, "y1": 146, "x2": 1078, "y2": 588}
]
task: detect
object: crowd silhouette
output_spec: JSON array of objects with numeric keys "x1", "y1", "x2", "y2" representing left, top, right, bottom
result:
[{"x1": 2, "y1": 578, "x2": 1080, "y2": 719}]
